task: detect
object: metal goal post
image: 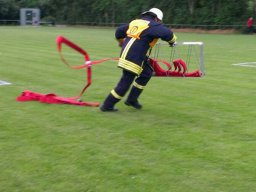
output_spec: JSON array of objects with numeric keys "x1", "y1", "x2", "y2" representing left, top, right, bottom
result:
[{"x1": 151, "y1": 41, "x2": 205, "y2": 76}]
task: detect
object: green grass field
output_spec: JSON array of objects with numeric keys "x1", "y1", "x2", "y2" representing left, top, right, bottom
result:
[{"x1": 1, "y1": 26, "x2": 256, "y2": 192}]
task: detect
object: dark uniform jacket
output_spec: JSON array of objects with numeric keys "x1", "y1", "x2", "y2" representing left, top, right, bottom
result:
[{"x1": 115, "y1": 16, "x2": 176, "y2": 75}]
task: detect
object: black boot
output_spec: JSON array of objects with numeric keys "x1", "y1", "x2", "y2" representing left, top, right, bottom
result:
[
  {"x1": 125, "y1": 86, "x2": 143, "y2": 109},
  {"x1": 100, "y1": 106, "x2": 118, "y2": 112},
  {"x1": 100, "y1": 93, "x2": 120, "y2": 112},
  {"x1": 125, "y1": 100, "x2": 142, "y2": 109}
]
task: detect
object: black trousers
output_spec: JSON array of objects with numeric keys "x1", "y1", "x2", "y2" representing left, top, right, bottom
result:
[{"x1": 102, "y1": 60, "x2": 153, "y2": 108}]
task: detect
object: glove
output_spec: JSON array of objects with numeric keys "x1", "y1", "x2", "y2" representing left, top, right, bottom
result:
[
  {"x1": 169, "y1": 42, "x2": 176, "y2": 47},
  {"x1": 168, "y1": 34, "x2": 177, "y2": 47}
]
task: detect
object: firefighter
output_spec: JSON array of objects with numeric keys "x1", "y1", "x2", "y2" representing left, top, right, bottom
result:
[{"x1": 100, "y1": 8, "x2": 177, "y2": 111}]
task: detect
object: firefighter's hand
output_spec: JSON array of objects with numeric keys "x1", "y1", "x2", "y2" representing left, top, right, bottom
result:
[
  {"x1": 168, "y1": 34, "x2": 177, "y2": 47},
  {"x1": 169, "y1": 42, "x2": 176, "y2": 47}
]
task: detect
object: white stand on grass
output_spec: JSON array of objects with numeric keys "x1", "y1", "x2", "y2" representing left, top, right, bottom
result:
[{"x1": 152, "y1": 41, "x2": 205, "y2": 76}]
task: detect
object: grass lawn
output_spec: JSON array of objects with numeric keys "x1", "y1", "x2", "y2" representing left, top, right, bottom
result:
[{"x1": 0, "y1": 26, "x2": 256, "y2": 192}]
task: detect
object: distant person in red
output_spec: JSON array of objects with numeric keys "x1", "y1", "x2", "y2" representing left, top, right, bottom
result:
[{"x1": 247, "y1": 17, "x2": 255, "y2": 33}]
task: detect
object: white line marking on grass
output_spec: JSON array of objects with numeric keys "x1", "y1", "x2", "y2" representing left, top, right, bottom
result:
[
  {"x1": 0, "y1": 80, "x2": 12, "y2": 86},
  {"x1": 232, "y1": 62, "x2": 256, "y2": 68}
]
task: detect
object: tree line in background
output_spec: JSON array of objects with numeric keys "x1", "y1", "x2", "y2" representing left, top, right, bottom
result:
[{"x1": 1, "y1": 0, "x2": 256, "y2": 27}]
